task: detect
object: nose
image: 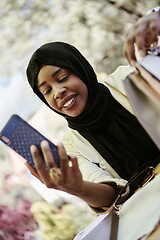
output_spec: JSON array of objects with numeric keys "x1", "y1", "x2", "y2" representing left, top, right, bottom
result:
[{"x1": 54, "y1": 86, "x2": 66, "y2": 99}]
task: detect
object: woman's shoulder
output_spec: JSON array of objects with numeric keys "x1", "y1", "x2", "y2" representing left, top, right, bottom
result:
[
  {"x1": 103, "y1": 65, "x2": 133, "y2": 92},
  {"x1": 102, "y1": 65, "x2": 135, "y2": 114}
]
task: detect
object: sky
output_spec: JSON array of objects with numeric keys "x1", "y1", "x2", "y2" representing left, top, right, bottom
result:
[{"x1": 0, "y1": 72, "x2": 41, "y2": 131}]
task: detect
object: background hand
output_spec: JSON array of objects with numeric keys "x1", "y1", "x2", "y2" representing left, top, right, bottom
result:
[{"x1": 124, "y1": 12, "x2": 160, "y2": 66}]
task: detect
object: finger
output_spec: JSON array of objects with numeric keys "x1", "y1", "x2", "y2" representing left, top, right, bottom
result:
[
  {"x1": 136, "y1": 14, "x2": 159, "y2": 54},
  {"x1": 149, "y1": 19, "x2": 159, "y2": 47},
  {"x1": 40, "y1": 140, "x2": 56, "y2": 169},
  {"x1": 69, "y1": 156, "x2": 83, "y2": 181},
  {"x1": 69, "y1": 156, "x2": 79, "y2": 172},
  {"x1": 24, "y1": 161, "x2": 41, "y2": 180},
  {"x1": 123, "y1": 30, "x2": 137, "y2": 65},
  {"x1": 150, "y1": 12, "x2": 160, "y2": 43},
  {"x1": 57, "y1": 142, "x2": 70, "y2": 184},
  {"x1": 134, "y1": 24, "x2": 148, "y2": 58},
  {"x1": 30, "y1": 145, "x2": 51, "y2": 184}
]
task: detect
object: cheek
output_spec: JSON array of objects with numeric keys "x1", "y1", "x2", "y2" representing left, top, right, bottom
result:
[
  {"x1": 76, "y1": 81, "x2": 88, "y2": 95},
  {"x1": 82, "y1": 85, "x2": 88, "y2": 101},
  {"x1": 44, "y1": 96, "x2": 56, "y2": 109},
  {"x1": 78, "y1": 84, "x2": 88, "y2": 111}
]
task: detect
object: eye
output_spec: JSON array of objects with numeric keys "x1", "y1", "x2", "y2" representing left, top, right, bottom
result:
[
  {"x1": 58, "y1": 74, "x2": 70, "y2": 82},
  {"x1": 42, "y1": 87, "x2": 52, "y2": 96}
]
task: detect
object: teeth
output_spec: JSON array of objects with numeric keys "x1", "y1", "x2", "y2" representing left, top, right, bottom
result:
[{"x1": 63, "y1": 97, "x2": 74, "y2": 108}]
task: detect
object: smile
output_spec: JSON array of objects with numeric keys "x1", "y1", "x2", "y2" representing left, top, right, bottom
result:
[{"x1": 63, "y1": 97, "x2": 75, "y2": 108}]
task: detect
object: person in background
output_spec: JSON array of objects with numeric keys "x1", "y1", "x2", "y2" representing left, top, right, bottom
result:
[
  {"x1": 25, "y1": 9, "x2": 160, "y2": 214},
  {"x1": 124, "y1": 8, "x2": 160, "y2": 65}
]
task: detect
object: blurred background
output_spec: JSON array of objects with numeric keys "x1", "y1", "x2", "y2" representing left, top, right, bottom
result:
[{"x1": 0, "y1": 0, "x2": 159, "y2": 239}]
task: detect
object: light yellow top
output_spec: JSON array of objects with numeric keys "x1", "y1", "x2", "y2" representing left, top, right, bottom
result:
[{"x1": 62, "y1": 65, "x2": 135, "y2": 212}]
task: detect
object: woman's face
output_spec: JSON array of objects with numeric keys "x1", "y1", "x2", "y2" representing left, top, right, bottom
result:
[{"x1": 37, "y1": 65, "x2": 88, "y2": 117}]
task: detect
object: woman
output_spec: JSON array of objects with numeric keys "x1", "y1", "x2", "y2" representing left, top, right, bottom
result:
[{"x1": 26, "y1": 11, "x2": 160, "y2": 213}]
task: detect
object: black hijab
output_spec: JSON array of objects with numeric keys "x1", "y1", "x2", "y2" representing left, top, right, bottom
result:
[{"x1": 26, "y1": 41, "x2": 159, "y2": 187}]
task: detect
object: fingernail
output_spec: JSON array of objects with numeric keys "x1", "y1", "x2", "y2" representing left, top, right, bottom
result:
[
  {"x1": 30, "y1": 145, "x2": 37, "y2": 152},
  {"x1": 41, "y1": 140, "x2": 49, "y2": 148},
  {"x1": 57, "y1": 142, "x2": 63, "y2": 148}
]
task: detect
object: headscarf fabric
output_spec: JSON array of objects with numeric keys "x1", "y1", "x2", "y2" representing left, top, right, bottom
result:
[
  {"x1": 26, "y1": 42, "x2": 114, "y2": 129},
  {"x1": 26, "y1": 42, "x2": 160, "y2": 189}
]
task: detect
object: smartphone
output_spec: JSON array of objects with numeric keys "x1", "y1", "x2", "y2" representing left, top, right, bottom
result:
[{"x1": 0, "y1": 114, "x2": 60, "y2": 168}]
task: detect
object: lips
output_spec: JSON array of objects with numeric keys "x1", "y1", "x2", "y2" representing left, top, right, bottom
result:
[
  {"x1": 60, "y1": 95, "x2": 77, "y2": 110},
  {"x1": 63, "y1": 97, "x2": 75, "y2": 108}
]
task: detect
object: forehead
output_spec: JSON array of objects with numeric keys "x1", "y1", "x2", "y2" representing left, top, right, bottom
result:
[{"x1": 37, "y1": 65, "x2": 61, "y2": 84}]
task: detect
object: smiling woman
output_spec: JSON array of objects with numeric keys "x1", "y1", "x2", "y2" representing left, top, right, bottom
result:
[
  {"x1": 37, "y1": 65, "x2": 88, "y2": 117},
  {"x1": 26, "y1": 36, "x2": 159, "y2": 215}
]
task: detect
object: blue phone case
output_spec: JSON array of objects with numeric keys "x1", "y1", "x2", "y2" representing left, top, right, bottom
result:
[{"x1": 0, "y1": 114, "x2": 60, "y2": 168}]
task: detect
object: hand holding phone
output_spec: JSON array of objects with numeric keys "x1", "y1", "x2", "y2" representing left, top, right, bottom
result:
[
  {"x1": 0, "y1": 115, "x2": 84, "y2": 197},
  {"x1": 0, "y1": 114, "x2": 60, "y2": 168}
]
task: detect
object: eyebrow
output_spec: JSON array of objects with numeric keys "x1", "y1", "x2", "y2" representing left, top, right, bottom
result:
[{"x1": 38, "y1": 68, "x2": 62, "y2": 89}]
